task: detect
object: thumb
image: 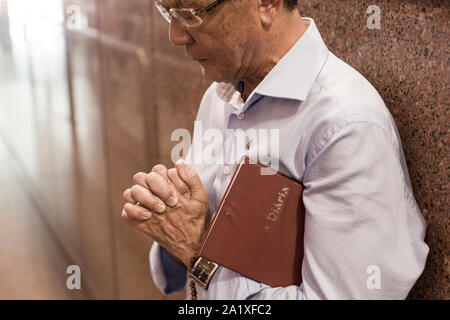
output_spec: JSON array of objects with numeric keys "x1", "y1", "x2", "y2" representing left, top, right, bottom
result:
[{"x1": 175, "y1": 159, "x2": 207, "y2": 201}]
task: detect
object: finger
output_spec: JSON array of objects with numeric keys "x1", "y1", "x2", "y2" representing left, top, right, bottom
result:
[
  {"x1": 151, "y1": 164, "x2": 169, "y2": 181},
  {"x1": 122, "y1": 203, "x2": 153, "y2": 221},
  {"x1": 145, "y1": 172, "x2": 178, "y2": 207},
  {"x1": 133, "y1": 172, "x2": 149, "y2": 188},
  {"x1": 121, "y1": 208, "x2": 140, "y2": 225},
  {"x1": 121, "y1": 208, "x2": 132, "y2": 224},
  {"x1": 175, "y1": 159, "x2": 207, "y2": 201},
  {"x1": 121, "y1": 208, "x2": 163, "y2": 236},
  {"x1": 130, "y1": 184, "x2": 168, "y2": 214},
  {"x1": 167, "y1": 168, "x2": 190, "y2": 198},
  {"x1": 123, "y1": 188, "x2": 137, "y2": 204}
]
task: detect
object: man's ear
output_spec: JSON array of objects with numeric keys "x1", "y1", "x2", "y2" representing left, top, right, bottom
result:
[{"x1": 258, "y1": 0, "x2": 284, "y2": 30}]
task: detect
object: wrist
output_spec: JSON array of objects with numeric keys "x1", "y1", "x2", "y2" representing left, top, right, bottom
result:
[
  {"x1": 188, "y1": 256, "x2": 219, "y2": 289},
  {"x1": 182, "y1": 248, "x2": 200, "y2": 268},
  {"x1": 183, "y1": 229, "x2": 208, "y2": 268}
]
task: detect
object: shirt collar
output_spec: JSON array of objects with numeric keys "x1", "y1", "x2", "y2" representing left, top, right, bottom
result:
[
  {"x1": 216, "y1": 81, "x2": 245, "y2": 112},
  {"x1": 216, "y1": 17, "x2": 329, "y2": 110}
]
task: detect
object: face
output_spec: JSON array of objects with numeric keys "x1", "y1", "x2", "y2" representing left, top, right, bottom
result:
[{"x1": 162, "y1": 0, "x2": 262, "y2": 83}]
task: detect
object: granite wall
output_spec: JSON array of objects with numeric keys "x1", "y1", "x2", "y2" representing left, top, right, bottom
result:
[{"x1": 296, "y1": 0, "x2": 448, "y2": 299}]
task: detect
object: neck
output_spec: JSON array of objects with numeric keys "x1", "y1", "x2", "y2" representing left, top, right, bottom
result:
[{"x1": 240, "y1": 14, "x2": 308, "y2": 102}]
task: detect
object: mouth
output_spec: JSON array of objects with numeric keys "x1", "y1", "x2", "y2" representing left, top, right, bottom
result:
[
  {"x1": 186, "y1": 48, "x2": 209, "y2": 63},
  {"x1": 186, "y1": 49, "x2": 210, "y2": 64}
]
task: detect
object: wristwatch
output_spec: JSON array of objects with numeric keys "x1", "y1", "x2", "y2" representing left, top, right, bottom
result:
[{"x1": 188, "y1": 257, "x2": 219, "y2": 289}]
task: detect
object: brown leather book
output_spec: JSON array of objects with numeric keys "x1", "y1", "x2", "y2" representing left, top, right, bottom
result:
[{"x1": 199, "y1": 155, "x2": 305, "y2": 287}]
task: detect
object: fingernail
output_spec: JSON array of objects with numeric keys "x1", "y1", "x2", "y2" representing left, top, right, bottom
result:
[
  {"x1": 175, "y1": 158, "x2": 185, "y2": 166},
  {"x1": 155, "y1": 203, "x2": 166, "y2": 213},
  {"x1": 184, "y1": 193, "x2": 190, "y2": 199},
  {"x1": 167, "y1": 196, "x2": 178, "y2": 207},
  {"x1": 143, "y1": 210, "x2": 152, "y2": 219}
]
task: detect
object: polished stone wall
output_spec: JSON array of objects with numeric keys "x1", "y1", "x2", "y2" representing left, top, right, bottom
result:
[{"x1": 297, "y1": 0, "x2": 448, "y2": 299}]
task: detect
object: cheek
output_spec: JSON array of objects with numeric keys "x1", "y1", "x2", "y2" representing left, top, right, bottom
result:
[
  {"x1": 198, "y1": 39, "x2": 237, "y2": 70},
  {"x1": 192, "y1": 28, "x2": 244, "y2": 79},
  {"x1": 196, "y1": 24, "x2": 239, "y2": 59}
]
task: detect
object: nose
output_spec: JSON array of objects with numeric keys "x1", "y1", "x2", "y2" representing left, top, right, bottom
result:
[{"x1": 169, "y1": 19, "x2": 194, "y2": 47}]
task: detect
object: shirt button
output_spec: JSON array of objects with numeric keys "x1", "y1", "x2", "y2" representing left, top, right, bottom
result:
[
  {"x1": 223, "y1": 166, "x2": 230, "y2": 175},
  {"x1": 237, "y1": 112, "x2": 245, "y2": 120}
]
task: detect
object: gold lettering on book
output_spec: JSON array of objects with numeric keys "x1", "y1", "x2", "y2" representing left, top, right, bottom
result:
[{"x1": 265, "y1": 187, "x2": 290, "y2": 231}]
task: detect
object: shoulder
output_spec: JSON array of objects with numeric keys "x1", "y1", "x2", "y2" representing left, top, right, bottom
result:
[{"x1": 300, "y1": 52, "x2": 403, "y2": 165}]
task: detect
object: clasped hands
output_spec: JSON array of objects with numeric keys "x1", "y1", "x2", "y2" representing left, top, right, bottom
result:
[{"x1": 121, "y1": 159, "x2": 211, "y2": 268}]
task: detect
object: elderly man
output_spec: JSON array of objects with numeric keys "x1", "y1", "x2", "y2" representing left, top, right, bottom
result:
[{"x1": 121, "y1": 0, "x2": 429, "y2": 299}]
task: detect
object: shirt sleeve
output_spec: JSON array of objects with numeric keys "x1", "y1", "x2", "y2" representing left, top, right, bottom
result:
[
  {"x1": 247, "y1": 121, "x2": 429, "y2": 299},
  {"x1": 149, "y1": 241, "x2": 187, "y2": 296}
]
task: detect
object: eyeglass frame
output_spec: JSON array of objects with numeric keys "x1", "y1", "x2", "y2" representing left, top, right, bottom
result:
[{"x1": 155, "y1": 0, "x2": 228, "y2": 27}]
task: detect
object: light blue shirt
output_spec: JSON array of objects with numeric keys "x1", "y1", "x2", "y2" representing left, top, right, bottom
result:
[{"x1": 149, "y1": 18, "x2": 428, "y2": 299}]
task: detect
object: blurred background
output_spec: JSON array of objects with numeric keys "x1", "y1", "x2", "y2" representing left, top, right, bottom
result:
[{"x1": 0, "y1": 0, "x2": 448, "y2": 299}]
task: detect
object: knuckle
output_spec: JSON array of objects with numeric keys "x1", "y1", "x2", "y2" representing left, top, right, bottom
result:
[
  {"x1": 147, "y1": 172, "x2": 165, "y2": 190},
  {"x1": 122, "y1": 188, "x2": 129, "y2": 200},
  {"x1": 146, "y1": 172, "x2": 172, "y2": 198},
  {"x1": 152, "y1": 164, "x2": 167, "y2": 173},
  {"x1": 152, "y1": 215, "x2": 162, "y2": 225},
  {"x1": 133, "y1": 172, "x2": 145, "y2": 182},
  {"x1": 124, "y1": 202, "x2": 132, "y2": 211},
  {"x1": 146, "y1": 171, "x2": 159, "y2": 182},
  {"x1": 168, "y1": 170, "x2": 181, "y2": 184},
  {"x1": 130, "y1": 184, "x2": 141, "y2": 194}
]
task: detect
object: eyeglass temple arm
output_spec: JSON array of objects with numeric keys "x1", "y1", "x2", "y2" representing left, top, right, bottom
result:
[{"x1": 196, "y1": 0, "x2": 227, "y2": 14}]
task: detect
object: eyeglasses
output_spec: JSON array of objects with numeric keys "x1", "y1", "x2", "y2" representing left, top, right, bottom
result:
[{"x1": 154, "y1": 0, "x2": 227, "y2": 28}]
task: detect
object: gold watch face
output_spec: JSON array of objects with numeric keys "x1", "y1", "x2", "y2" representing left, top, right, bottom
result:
[
  {"x1": 197, "y1": 258, "x2": 215, "y2": 273},
  {"x1": 189, "y1": 257, "x2": 219, "y2": 288}
]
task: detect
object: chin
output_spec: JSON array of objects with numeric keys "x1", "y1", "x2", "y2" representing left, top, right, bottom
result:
[
  {"x1": 196, "y1": 61, "x2": 229, "y2": 82},
  {"x1": 201, "y1": 66, "x2": 231, "y2": 83}
]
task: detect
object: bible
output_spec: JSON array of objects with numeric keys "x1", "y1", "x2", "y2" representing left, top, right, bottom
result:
[{"x1": 199, "y1": 155, "x2": 305, "y2": 287}]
